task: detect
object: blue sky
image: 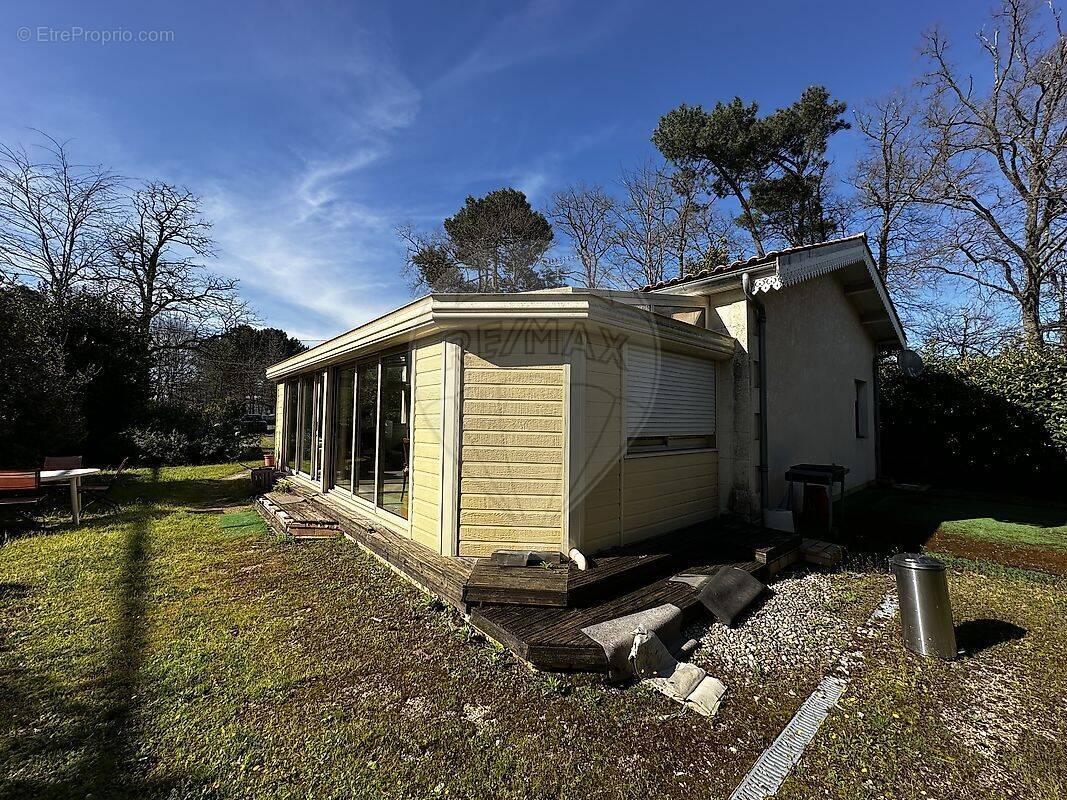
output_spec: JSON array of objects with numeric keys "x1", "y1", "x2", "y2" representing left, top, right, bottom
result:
[{"x1": 2, "y1": 0, "x2": 984, "y2": 342}]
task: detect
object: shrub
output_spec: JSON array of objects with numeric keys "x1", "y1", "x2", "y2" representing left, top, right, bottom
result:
[
  {"x1": 881, "y1": 345, "x2": 1067, "y2": 497},
  {"x1": 129, "y1": 402, "x2": 260, "y2": 466},
  {"x1": 0, "y1": 288, "x2": 84, "y2": 466}
]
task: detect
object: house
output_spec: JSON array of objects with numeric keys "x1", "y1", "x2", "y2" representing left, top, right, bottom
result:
[{"x1": 265, "y1": 234, "x2": 905, "y2": 563}]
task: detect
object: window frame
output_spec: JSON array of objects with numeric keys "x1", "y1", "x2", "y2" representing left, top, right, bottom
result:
[
  {"x1": 855, "y1": 378, "x2": 870, "y2": 439},
  {"x1": 325, "y1": 344, "x2": 412, "y2": 522},
  {"x1": 286, "y1": 372, "x2": 324, "y2": 479}
]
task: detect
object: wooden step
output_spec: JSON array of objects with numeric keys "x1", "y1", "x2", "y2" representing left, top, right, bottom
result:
[
  {"x1": 750, "y1": 533, "x2": 803, "y2": 565},
  {"x1": 463, "y1": 561, "x2": 569, "y2": 607}
]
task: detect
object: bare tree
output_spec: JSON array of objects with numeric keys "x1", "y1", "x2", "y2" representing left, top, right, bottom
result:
[
  {"x1": 612, "y1": 161, "x2": 674, "y2": 288},
  {"x1": 916, "y1": 300, "x2": 1013, "y2": 357},
  {"x1": 917, "y1": 0, "x2": 1067, "y2": 347},
  {"x1": 851, "y1": 93, "x2": 944, "y2": 312},
  {"x1": 106, "y1": 182, "x2": 248, "y2": 354},
  {"x1": 0, "y1": 134, "x2": 121, "y2": 305},
  {"x1": 663, "y1": 166, "x2": 707, "y2": 278},
  {"x1": 688, "y1": 202, "x2": 742, "y2": 271},
  {"x1": 548, "y1": 182, "x2": 617, "y2": 288}
]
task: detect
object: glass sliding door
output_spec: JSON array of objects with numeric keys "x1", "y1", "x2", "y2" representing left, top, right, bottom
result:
[
  {"x1": 333, "y1": 366, "x2": 356, "y2": 491},
  {"x1": 299, "y1": 374, "x2": 314, "y2": 474},
  {"x1": 329, "y1": 350, "x2": 411, "y2": 520},
  {"x1": 377, "y1": 351, "x2": 410, "y2": 519},
  {"x1": 354, "y1": 361, "x2": 379, "y2": 502},
  {"x1": 284, "y1": 380, "x2": 298, "y2": 470},
  {"x1": 311, "y1": 373, "x2": 324, "y2": 481}
]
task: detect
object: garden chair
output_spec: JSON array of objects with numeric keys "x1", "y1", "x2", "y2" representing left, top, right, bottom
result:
[
  {"x1": 0, "y1": 471, "x2": 46, "y2": 530},
  {"x1": 42, "y1": 455, "x2": 83, "y2": 471},
  {"x1": 41, "y1": 455, "x2": 84, "y2": 507},
  {"x1": 82, "y1": 457, "x2": 129, "y2": 513}
]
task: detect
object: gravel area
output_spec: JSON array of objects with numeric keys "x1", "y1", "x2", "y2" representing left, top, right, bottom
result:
[{"x1": 686, "y1": 568, "x2": 890, "y2": 684}]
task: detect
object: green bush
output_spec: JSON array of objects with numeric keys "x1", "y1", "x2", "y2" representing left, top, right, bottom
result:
[
  {"x1": 129, "y1": 402, "x2": 260, "y2": 466},
  {"x1": 881, "y1": 345, "x2": 1067, "y2": 497},
  {"x1": 0, "y1": 288, "x2": 84, "y2": 466}
]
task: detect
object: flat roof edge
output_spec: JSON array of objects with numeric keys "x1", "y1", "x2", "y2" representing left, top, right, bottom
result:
[{"x1": 266, "y1": 292, "x2": 734, "y2": 380}]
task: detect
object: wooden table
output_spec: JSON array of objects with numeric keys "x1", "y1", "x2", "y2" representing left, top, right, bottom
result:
[{"x1": 40, "y1": 468, "x2": 102, "y2": 525}]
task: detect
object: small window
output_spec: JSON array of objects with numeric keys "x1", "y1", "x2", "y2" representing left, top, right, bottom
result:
[
  {"x1": 855, "y1": 379, "x2": 869, "y2": 438},
  {"x1": 752, "y1": 360, "x2": 760, "y2": 389},
  {"x1": 754, "y1": 412, "x2": 761, "y2": 441}
]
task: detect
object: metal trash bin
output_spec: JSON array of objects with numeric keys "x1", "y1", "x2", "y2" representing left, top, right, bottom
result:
[{"x1": 890, "y1": 553, "x2": 956, "y2": 660}]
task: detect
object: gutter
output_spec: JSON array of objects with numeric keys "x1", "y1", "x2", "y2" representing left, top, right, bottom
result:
[{"x1": 741, "y1": 273, "x2": 770, "y2": 512}]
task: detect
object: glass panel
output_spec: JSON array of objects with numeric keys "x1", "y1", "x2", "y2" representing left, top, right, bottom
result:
[
  {"x1": 284, "y1": 381, "x2": 298, "y2": 469},
  {"x1": 377, "y1": 352, "x2": 410, "y2": 518},
  {"x1": 300, "y1": 375, "x2": 313, "y2": 474},
  {"x1": 354, "y1": 362, "x2": 379, "y2": 502},
  {"x1": 311, "y1": 373, "x2": 324, "y2": 480},
  {"x1": 333, "y1": 366, "x2": 356, "y2": 491}
]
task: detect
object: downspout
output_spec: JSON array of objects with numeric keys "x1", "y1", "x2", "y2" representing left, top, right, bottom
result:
[{"x1": 741, "y1": 273, "x2": 770, "y2": 513}]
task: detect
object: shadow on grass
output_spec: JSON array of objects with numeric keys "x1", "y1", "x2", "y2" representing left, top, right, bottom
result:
[
  {"x1": 955, "y1": 618, "x2": 1028, "y2": 658},
  {"x1": 840, "y1": 487, "x2": 1067, "y2": 556},
  {"x1": 0, "y1": 514, "x2": 202, "y2": 799}
]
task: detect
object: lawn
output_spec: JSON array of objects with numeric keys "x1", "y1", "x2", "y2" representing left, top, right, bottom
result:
[
  {"x1": 1, "y1": 465, "x2": 1065, "y2": 799},
  {"x1": 844, "y1": 486, "x2": 1067, "y2": 574}
]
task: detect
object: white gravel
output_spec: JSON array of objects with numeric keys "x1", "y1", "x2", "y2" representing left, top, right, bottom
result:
[{"x1": 687, "y1": 569, "x2": 879, "y2": 683}]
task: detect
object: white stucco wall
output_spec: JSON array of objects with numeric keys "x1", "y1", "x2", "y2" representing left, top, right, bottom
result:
[
  {"x1": 760, "y1": 274, "x2": 877, "y2": 505},
  {"x1": 707, "y1": 289, "x2": 760, "y2": 517}
]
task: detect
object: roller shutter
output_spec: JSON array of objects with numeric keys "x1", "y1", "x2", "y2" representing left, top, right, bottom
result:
[{"x1": 626, "y1": 345, "x2": 715, "y2": 438}]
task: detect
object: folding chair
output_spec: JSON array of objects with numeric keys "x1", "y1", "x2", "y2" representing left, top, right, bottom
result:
[
  {"x1": 42, "y1": 455, "x2": 83, "y2": 470},
  {"x1": 82, "y1": 457, "x2": 129, "y2": 513}
]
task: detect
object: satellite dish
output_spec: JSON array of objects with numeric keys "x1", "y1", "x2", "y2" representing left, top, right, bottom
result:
[{"x1": 898, "y1": 349, "x2": 924, "y2": 378}]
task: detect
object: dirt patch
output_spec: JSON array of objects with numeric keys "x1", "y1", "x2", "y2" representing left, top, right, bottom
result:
[
  {"x1": 939, "y1": 656, "x2": 1036, "y2": 792},
  {"x1": 930, "y1": 530, "x2": 1067, "y2": 575}
]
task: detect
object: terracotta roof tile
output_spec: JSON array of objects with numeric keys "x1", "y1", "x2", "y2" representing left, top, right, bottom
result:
[{"x1": 640, "y1": 233, "x2": 868, "y2": 292}]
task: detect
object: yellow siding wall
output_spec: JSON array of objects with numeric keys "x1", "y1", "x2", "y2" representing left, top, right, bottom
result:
[
  {"x1": 410, "y1": 341, "x2": 444, "y2": 551},
  {"x1": 622, "y1": 450, "x2": 719, "y2": 545},
  {"x1": 458, "y1": 350, "x2": 565, "y2": 557},
  {"x1": 582, "y1": 332, "x2": 624, "y2": 554}
]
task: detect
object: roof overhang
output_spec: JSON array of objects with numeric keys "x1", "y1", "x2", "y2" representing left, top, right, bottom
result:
[
  {"x1": 266, "y1": 289, "x2": 735, "y2": 380},
  {"x1": 648, "y1": 235, "x2": 907, "y2": 349}
]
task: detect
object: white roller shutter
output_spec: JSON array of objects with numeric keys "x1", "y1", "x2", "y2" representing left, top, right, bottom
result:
[{"x1": 626, "y1": 345, "x2": 716, "y2": 438}]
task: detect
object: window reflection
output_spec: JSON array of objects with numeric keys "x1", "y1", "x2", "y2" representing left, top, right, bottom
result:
[
  {"x1": 299, "y1": 374, "x2": 314, "y2": 475},
  {"x1": 328, "y1": 351, "x2": 411, "y2": 520},
  {"x1": 334, "y1": 366, "x2": 355, "y2": 491},
  {"x1": 355, "y1": 361, "x2": 378, "y2": 503},
  {"x1": 377, "y1": 352, "x2": 410, "y2": 519},
  {"x1": 284, "y1": 381, "x2": 298, "y2": 470}
]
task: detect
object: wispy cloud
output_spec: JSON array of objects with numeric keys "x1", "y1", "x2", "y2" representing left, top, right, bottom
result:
[
  {"x1": 206, "y1": 27, "x2": 423, "y2": 341},
  {"x1": 432, "y1": 0, "x2": 634, "y2": 89}
]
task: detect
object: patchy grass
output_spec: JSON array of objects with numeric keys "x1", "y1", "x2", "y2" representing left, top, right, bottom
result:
[
  {"x1": 0, "y1": 464, "x2": 797, "y2": 799},
  {"x1": 845, "y1": 487, "x2": 1067, "y2": 573},
  {"x1": 780, "y1": 564, "x2": 1067, "y2": 800},
  {"x1": 2, "y1": 465, "x2": 1065, "y2": 799}
]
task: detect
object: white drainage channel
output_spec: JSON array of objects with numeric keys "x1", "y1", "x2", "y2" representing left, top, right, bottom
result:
[{"x1": 729, "y1": 593, "x2": 898, "y2": 800}]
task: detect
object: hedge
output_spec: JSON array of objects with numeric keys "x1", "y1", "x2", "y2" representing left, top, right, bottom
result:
[{"x1": 880, "y1": 345, "x2": 1067, "y2": 497}]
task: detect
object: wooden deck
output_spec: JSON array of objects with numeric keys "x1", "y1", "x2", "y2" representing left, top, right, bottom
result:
[
  {"x1": 471, "y1": 555, "x2": 765, "y2": 671},
  {"x1": 254, "y1": 484, "x2": 813, "y2": 673}
]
